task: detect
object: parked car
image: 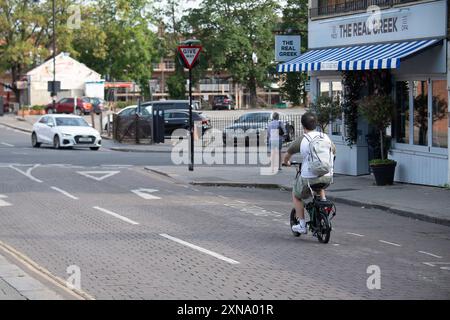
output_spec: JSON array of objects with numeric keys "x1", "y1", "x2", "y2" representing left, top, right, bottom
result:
[
  {"x1": 31, "y1": 114, "x2": 102, "y2": 150},
  {"x1": 163, "y1": 109, "x2": 211, "y2": 136},
  {"x1": 141, "y1": 99, "x2": 199, "y2": 113},
  {"x1": 212, "y1": 95, "x2": 235, "y2": 110},
  {"x1": 103, "y1": 105, "x2": 151, "y2": 131},
  {"x1": 222, "y1": 111, "x2": 295, "y2": 145},
  {"x1": 46, "y1": 98, "x2": 93, "y2": 115},
  {"x1": 83, "y1": 97, "x2": 106, "y2": 115}
]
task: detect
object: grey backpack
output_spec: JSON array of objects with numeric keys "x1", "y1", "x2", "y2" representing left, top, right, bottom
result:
[{"x1": 304, "y1": 133, "x2": 333, "y2": 176}]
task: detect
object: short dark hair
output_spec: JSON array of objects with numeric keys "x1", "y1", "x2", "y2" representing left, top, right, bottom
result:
[
  {"x1": 301, "y1": 112, "x2": 317, "y2": 131},
  {"x1": 272, "y1": 112, "x2": 280, "y2": 120}
]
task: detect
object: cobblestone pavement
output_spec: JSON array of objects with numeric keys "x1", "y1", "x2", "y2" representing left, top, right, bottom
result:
[{"x1": 0, "y1": 125, "x2": 449, "y2": 300}]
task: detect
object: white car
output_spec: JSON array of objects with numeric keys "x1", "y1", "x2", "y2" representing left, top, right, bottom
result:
[{"x1": 32, "y1": 114, "x2": 102, "y2": 151}]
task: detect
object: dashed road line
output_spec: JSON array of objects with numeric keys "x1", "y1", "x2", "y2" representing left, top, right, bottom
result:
[
  {"x1": 0, "y1": 195, "x2": 12, "y2": 207},
  {"x1": 346, "y1": 232, "x2": 365, "y2": 237},
  {"x1": 1, "y1": 142, "x2": 14, "y2": 147},
  {"x1": 160, "y1": 233, "x2": 240, "y2": 265},
  {"x1": 379, "y1": 240, "x2": 402, "y2": 247},
  {"x1": 418, "y1": 251, "x2": 443, "y2": 259},
  {"x1": 93, "y1": 206, "x2": 140, "y2": 225},
  {"x1": 50, "y1": 187, "x2": 79, "y2": 200}
]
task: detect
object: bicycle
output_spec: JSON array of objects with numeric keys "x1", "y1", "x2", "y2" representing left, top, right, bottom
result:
[{"x1": 286, "y1": 161, "x2": 337, "y2": 244}]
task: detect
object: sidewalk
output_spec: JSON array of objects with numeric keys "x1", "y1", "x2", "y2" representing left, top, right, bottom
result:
[
  {"x1": 0, "y1": 252, "x2": 63, "y2": 300},
  {"x1": 145, "y1": 165, "x2": 450, "y2": 227}
]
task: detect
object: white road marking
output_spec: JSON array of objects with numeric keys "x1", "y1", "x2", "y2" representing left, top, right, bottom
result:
[
  {"x1": 346, "y1": 232, "x2": 365, "y2": 237},
  {"x1": 131, "y1": 188, "x2": 161, "y2": 200},
  {"x1": 218, "y1": 195, "x2": 228, "y2": 200},
  {"x1": 93, "y1": 206, "x2": 139, "y2": 225},
  {"x1": 236, "y1": 200, "x2": 247, "y2": 204},
  {"x1": 160, "y1": 233, "x2": 240, "y2": 265},
  {"x1": 50, "y1": 187, "x2": 79, "y2": 200},
  {"x1": 77, "y1": 171, "x2": 120, "y2": 181},
  {"x1": 418, "y1": 251, "x2": 443, "y2": 259},
  {"x1": 1, "y1": 142, "x2": 14, "y2": 147},
  {"x1": 423, "y1": 262, "x2": 436, "y2": 267},
  {"x1": 9, "y1": 164, "x2": 42, "y2": 183},
  {"x1": 379, "y1": 240, "x2": 402, "y2": 247},
  {"x1": 422, "y1": 262, "x2": 450, "y2": 270},
  {"x1": 0, "y1": 195, "x2": 12, "y2": 207}
]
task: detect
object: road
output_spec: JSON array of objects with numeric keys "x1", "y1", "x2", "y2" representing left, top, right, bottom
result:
[{"x1": 0, "y1": 125, "x2": 449, "y2": 299}]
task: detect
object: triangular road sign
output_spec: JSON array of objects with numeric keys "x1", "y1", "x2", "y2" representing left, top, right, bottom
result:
[
  {"x1": 77, "y1": 171, "x2": 120, "y2": 181},
  {"x1": 178, "y1": 45, "x2": 202, "y2": 69}
]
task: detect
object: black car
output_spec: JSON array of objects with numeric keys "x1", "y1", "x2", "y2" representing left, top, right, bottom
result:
[
  {"x1": 212, "y1": 95, "x2": 235, "y2": 110},
  {"x1": 164, "y1": 109, "x2": 211, "y2": 136},
  {"x1": 222, "y1": 111, "x2": 295, "y2": 145}
]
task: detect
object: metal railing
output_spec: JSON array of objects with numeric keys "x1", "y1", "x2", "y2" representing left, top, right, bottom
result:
[{"x1": 310, "y1": 0, "x2": 424, "y2": 19}]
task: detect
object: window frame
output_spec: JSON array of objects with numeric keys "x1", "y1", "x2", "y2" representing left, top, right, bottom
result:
[{"x1": 392, "y1": 75, "x2": 447, "y2": 156}]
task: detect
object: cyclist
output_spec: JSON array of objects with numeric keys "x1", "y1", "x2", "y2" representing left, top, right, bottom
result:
[{"x1": 282, "y1": 112, "x2": 336, "y2": 234}]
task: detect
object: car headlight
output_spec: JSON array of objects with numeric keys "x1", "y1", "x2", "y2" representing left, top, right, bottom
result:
[{"x1": 62, "y1": 133, "x2": 72, "y2": 137}]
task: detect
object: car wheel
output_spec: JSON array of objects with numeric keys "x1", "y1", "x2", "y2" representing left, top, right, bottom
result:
[
  {"x1": 31, "y1": 132, "x2": 41, "y2": 148},
  {"x1": 47, "y1": 108, "x2": 55, "y2": 114},
  {"x1": 90, "y1": 147, "x2": 100, "y2": 151},
  {"x1": 53, "y1": 135, "x2": 61, "y2": 149}
]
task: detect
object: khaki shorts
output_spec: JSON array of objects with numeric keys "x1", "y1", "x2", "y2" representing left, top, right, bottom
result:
[{"x1": 293, "y1": 176, "x2": 332, "y2": 200}]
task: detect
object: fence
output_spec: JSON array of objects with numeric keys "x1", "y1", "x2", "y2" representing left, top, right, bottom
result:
[
  {"x1": 107, "y1": 113, "x2": 304, "y2": 147},
  {"x1": 112, "y1": 114, "x2": 153, "y2": 143}
]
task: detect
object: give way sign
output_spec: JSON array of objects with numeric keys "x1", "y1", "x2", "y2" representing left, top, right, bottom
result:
[{"x1": 177, "y1": 45, "x2": 202, "y2": 69}]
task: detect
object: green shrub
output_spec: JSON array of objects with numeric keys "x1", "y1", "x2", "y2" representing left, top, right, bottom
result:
[
  {"x1": 32, "y1": 105, "x2": 45, "y2": 111},
  {"x1": 369, "y1": 159, "x2": 397, "y2": 166}
]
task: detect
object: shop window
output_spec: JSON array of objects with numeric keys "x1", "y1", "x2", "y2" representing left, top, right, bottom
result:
[
  {"x1": 331, "y1": 81, "x2": 343, "y2": 136},
  {"x1": 395, "y1": 81, "x2": 409, "y2": 144},
  {"x1": 412, "y1": 80, "x2": 428, "y2": 146},
  {"x1": 319, "y1": 81, "x2": 330, "y2": 97},
  {"x1": 432, "y1": 80, "x2": 448, "y2": 148},
  {"x1": 318, "y1": 80, "x2": 343, "y2": 136}
]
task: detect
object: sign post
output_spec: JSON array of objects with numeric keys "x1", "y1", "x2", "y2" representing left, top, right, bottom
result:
[{"x1": 177, "y1": 40, "x2": 202, "y2": 172}]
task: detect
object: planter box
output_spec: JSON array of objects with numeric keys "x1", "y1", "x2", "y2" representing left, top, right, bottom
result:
[{"x1": 370, "y1": 162, "x2": 397, "y2": 186}]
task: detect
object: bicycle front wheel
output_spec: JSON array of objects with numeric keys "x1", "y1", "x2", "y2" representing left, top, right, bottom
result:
[{"x1": 316, "y1": 212, "x2": 331, "y2": 244}]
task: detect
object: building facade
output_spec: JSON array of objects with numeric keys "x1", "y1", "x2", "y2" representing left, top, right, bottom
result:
[{"x1": 279, "y1": 0, "x2": 449, "y2": 186}]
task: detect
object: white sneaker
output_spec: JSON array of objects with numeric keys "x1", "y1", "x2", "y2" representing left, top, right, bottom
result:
[{"x1": 292, "y1": 223, "x2": 307, "y2": 234}]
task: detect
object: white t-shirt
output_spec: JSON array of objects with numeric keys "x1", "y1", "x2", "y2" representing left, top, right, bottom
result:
[{"x1": 300, "y1": 131, "x2": 334, "y2": 178}]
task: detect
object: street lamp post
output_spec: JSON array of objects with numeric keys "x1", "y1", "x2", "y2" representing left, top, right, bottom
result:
[{"x1": 52, "y1": 0, "x2": 56, "y2": 110}]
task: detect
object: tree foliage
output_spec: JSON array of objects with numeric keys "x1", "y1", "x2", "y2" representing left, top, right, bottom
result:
[
  {"x1": 184, "y1": 0, "x2": 280, "y2": 108},
  {"x1": 278, "y1": 0, "x2": 308, "y2": 107},
  {"x1": 308, "y1": 95, "x2": 342, "y2": 133}
]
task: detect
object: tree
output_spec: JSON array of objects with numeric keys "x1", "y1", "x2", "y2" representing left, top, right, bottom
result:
[
  {"x1": 308, "y1": 96, "x2": 342, "y2": 133},
  {"x1": 80, "y1": 0, "x2": 159, "y2": 99},
  {"x1": 0, "y1": 0, "x2": 77, "y2": 102},
  {"x1": 185, "y1": 0, "x2": 280, "y2": 108},
  {"x1": 278, "y1": 0, "x2": 308, "y2": 107},
  {"x1": 359, "y1": 95, "x2": 395, "y2": 160}
]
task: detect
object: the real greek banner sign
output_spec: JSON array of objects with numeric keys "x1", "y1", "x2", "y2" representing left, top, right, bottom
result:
[{"x1": 308, "y1": 0, "x2": 446, "y2": 49}]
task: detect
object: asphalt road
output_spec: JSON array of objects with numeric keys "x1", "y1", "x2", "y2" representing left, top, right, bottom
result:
[{"x1": 0, "y1": 125, "x2": 449, "y2": 299}]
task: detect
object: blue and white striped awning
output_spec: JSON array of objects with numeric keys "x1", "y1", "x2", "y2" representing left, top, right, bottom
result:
[{"x1": 277, "y1": 39, "x2": 442, "y2": 72}]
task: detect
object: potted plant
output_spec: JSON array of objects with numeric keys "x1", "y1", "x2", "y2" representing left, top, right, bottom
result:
[
  {"x1": 308, "y1": 95, "x2": 342, "y2": 132},
  {"x1": 359, "y1": 94, "x2": 396, "y2": 186}
]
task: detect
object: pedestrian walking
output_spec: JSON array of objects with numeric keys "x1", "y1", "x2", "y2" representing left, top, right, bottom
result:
[{"x1": 267, "y1": 112, "x2": 286, "y2": 173}]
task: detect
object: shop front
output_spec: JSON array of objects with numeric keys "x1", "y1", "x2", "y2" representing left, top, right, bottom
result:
[{"x1": 278, "y1": 0, "x2": 449, "y2": 186}]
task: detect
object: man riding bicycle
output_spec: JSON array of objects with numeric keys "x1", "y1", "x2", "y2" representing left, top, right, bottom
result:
[{"x1": 283, "y1": 112, "x2": 336, "y2": 234}]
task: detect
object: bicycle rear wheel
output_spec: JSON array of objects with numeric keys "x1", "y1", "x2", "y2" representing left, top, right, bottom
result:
[
  {"x1": 290, "y1": 209, "x2": 300, "y2": 237},
  {"x1": 316, "y1": 212, "x2": 331, "y2": 243}
]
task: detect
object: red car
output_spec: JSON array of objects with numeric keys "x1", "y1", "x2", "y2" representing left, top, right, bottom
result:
[{"x1": 46, "y1": 98, "x2": 93, "y2": 115}]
